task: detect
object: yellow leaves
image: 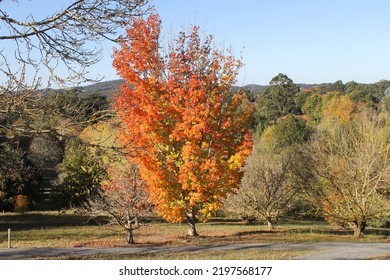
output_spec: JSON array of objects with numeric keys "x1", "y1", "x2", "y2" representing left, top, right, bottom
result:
[
  {"x1": 79, "y1": 120, "x2": 120, "y2": 148},
  {"x1": 323, "y1": 95, "x2": 355, "y2": 124},
  {"x1": 198, "y1": 201, "x2": 221, "y2": 222},
  {"x1": 261, "y1": 126, "x2": 274, "y2": 146},
  {"x1": 228, "y1": 153, "x2": 245, "y2": 170}
]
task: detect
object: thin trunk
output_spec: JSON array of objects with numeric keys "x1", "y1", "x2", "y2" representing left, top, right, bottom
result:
[
  {"x1": 127, "y1": 227, "x2": 134, "y2": 244},
  {"x1": 126, "y1": 218, "x2": 136, "y2": 244},
  {"x1": 266, "y1": 216, "x2": 274, "y2": 230}
]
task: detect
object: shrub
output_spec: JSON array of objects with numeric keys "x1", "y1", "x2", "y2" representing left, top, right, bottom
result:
[{"x1": 14, "y1": 195, "x2": 29, "y2": 213}]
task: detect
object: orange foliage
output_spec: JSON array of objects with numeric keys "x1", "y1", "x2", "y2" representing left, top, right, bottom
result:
[
  {"x1": 113, "y1": 14, "x2": 253, "y2": 223},
  {"x1": 14, "y1": 194, "x2": 29, "y2": 213},
  {"x1": 321, "y1": 191, "x2": 345, "y2": 226}
]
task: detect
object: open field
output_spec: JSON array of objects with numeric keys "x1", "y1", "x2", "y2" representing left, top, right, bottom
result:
[{"x1": 0, "y1": 211, "x2": 389, "y2": 259}]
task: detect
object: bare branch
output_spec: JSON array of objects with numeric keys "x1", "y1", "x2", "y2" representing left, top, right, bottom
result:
[{"x1": 1, "y1": 0, "x2": 151, "y2": 137}]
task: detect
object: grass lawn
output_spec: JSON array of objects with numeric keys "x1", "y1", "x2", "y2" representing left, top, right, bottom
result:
[
  {"x1": 50, "y1": 249, "x2": 314, "y2": 260},
  {"x1": 0, "y1": 211, "x2": 389, "y2": 259},
  {"x1": 372, "y1": 255, "x2": 390, "y2": 260}
]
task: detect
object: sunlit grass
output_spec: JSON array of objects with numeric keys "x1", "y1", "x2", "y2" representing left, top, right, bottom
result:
[
  {"x1": 1, "y1": 211, "x2": 389, "y2": 250},
  {"x1": 53, "y1": 249, "x2": 313, "y2": 260},
  {"x1": 370, "y1": 254, "x2": 390, "y2": 260}
]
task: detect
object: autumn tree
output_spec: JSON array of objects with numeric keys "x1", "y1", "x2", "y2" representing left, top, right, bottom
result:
[
  {"x1": 306, "y1": 111, "x2": 390, "y2": 237},
  {"x1": 226, "y1": 114, "x2": 309, "y2": 228},
  {"x1": 113, "y1": 14, "x2": 253, "y2": 236},
  {"x1": 322, "y1": 94, "x2": 356, "y2": 124},
  {"x1": 80, "y1": 117, "x2": 149, "y2": 244}
]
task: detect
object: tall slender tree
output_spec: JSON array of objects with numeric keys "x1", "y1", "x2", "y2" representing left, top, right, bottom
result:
[
  {"x1": 255, "y1": 73, "x2": 300, "y2": 130},
  {"x1": 113, "y1": 14, "x2": 253, "y2": 236}
]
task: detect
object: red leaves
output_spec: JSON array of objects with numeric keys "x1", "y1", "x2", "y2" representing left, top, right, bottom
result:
[{"x1": 113, "y1": 13, "x2": 252, "y2": 223}]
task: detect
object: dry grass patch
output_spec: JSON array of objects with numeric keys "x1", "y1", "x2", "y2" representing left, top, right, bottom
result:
[
  {"x1": 1, "y1": 212, "x2": 389, "y2": 249},
  {"x1": 54, "y1": 249, "x2": 313, "y2": 260}
]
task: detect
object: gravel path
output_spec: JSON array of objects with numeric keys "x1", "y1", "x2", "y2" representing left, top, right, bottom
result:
[{"x1": 0, "y1": 242, "x2": 389, "y2": 260}]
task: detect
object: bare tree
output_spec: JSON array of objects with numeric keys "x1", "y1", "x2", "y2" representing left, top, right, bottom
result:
[
  {"x1": 1, "y1": 0, "x2": 150, "y2": 85},
  {"x1": 84, "y1": 161, "x2": 150, "y2": 244},
  {"x1": 27, "y1": 135, "x2": 62, "y2": 167},
  {"x1": 0, "y1": 0, "x2": 150, "y2": 136},
  {"x1": 225, "y1": 140, "x2": 297, "y2": 229},
  {"x1": 306, "y1": 111, "x2": 390, "y2": 237}
]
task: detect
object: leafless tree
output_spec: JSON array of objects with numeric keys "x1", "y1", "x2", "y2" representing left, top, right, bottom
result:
[
  {"x1": 84, "y1": 161, "x2": 150, "y2": 244},
  {"x1": 27, "y1": 135, "x2": 62, "y2": 167},
  {"x1": 0, "y1": 0, "x2": 150, "y2": 137},
  {"x1": 225, "y1": 140, "x2": 297, "y2": 229},
  {"x1": 1, "y1": 0, "x2": 150, "y2": 85}
]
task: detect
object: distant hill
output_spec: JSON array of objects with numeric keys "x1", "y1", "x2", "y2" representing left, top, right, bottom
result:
[
  {"x1": 78, "y1": 79, "x2": 323, "y2": 99},
  {"x1": 79, "y1": 79, "x2": 124, "y2": 97},
  {"x1": 241, "y1": 84, "x2": 268, "y2": 94},
  {"x1": 80, "y1": 79, "x2": 271, "y2": 98}
]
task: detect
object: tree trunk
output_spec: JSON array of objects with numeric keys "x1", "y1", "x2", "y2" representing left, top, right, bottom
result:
[
  {"x1": 187, "y1": 220, "x2": 198, "y2": 236},
  {"x1": 126, "y1": 227, "x2": 135, "y2": 244},
  {"x1": 350, "y1": 219, "x2": 366, "y2": 238},
  {"x1": 186, "y1": 210, "x2": 198, "y2": 237},
  {"x1": 266, "y1": 216, "x2": 274, "y2": 230}
]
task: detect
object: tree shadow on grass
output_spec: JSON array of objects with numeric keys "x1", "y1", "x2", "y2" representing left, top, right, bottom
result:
[
  {"x1": 0, "y1": 213, "x2": 92, "y2": 231},
  {"x1": 0, "y1": 212, "x2": 166, "y2": 232}
]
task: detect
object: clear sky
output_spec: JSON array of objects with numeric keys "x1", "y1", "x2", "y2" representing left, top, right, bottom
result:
[
  {"x1": 1, "y1": 0, "x2": 390, "y2": 86},
  {"x1": 152, "y1": 0, "x2": 390, "y2": 85}
]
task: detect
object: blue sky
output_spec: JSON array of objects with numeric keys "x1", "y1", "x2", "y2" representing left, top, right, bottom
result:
[
  {"x1": 153, "y1": 0, "x2": 390, "y2": 85},
  {"x1": 1, "y1": 0, "x2": 390, "y2": 86}
]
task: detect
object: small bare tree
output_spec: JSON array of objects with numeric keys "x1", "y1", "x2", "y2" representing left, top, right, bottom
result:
[
  {"x1": 85, "y1": 161, "x2": 150, "y2": 244},
  {"x1": 225, "y1": 140, "x2": 297, "y2": 229}
]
